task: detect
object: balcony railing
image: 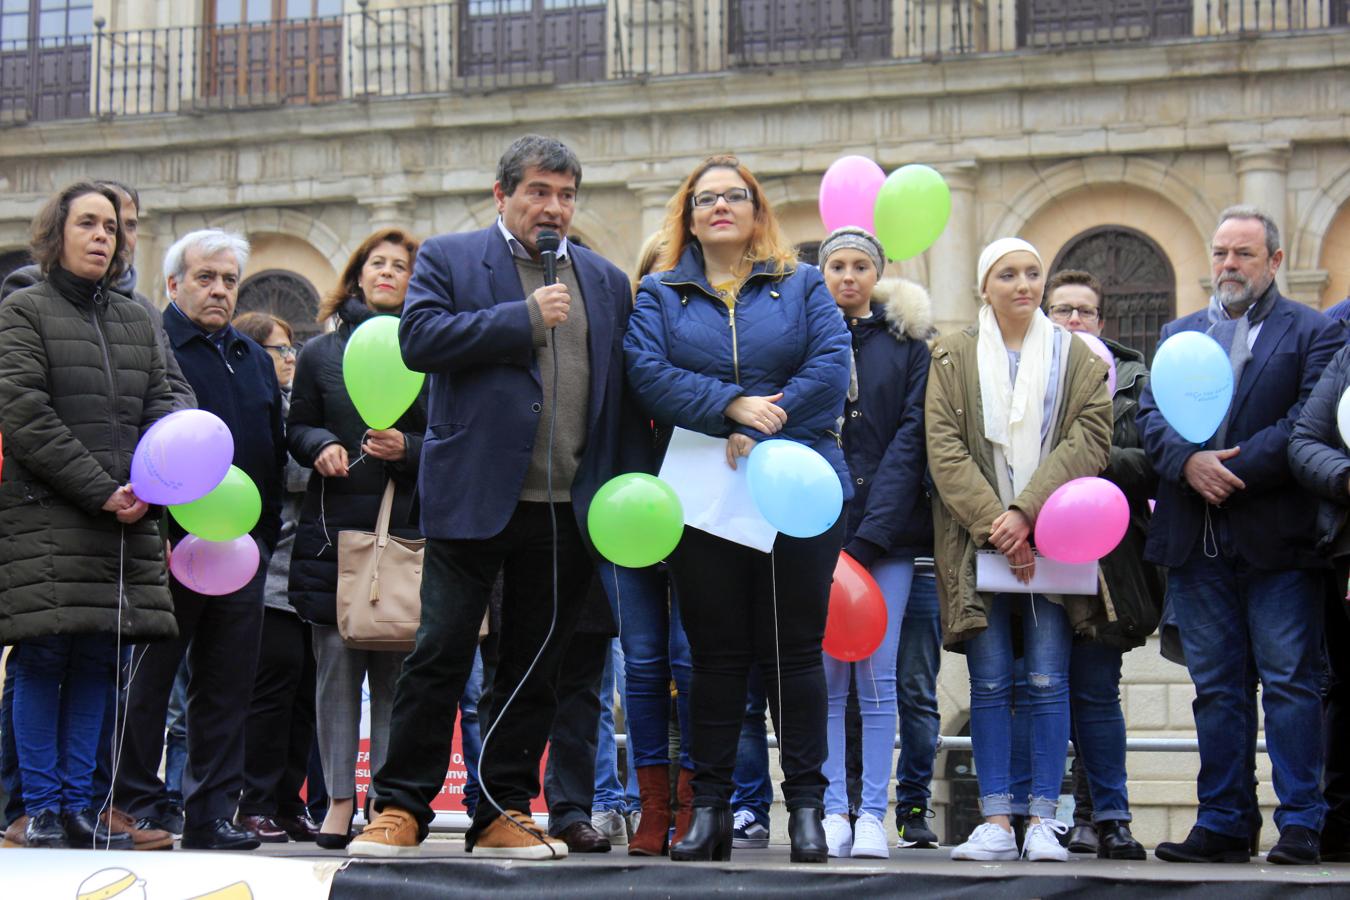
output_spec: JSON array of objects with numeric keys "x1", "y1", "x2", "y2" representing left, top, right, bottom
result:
[{"x1": 0, "y1": 1, "x2": 1345, "y2": 125}]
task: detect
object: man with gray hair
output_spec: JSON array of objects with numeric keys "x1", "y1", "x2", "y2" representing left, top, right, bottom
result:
[
  {"x1": 116, "y1": 228, "x2": 286, "y2": 851},
  {"x1": 1141, "y1": 206, "x2": 1342, "y2": 864}
]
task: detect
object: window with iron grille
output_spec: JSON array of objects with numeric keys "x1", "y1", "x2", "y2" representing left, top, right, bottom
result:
[
  {"x1": 203, "y1": 0, "x2": 342, "y2": 107},
  {"x1": 237, "y1": 269, "x2": 323, "y2": 343},
  {"x1": 458, "y1": 0, "x2": 606, "y2": 85},
  {"x1": 0, "y1": 0, "x2": 93, "y2": 121},
  {"x1": 728, "y1": 0, "x2": 892, "y2": 66}
]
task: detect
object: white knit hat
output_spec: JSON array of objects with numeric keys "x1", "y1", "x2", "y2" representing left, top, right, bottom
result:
[{"x1": 977, "y1": 238, "x2": 1043, "y2": 294}]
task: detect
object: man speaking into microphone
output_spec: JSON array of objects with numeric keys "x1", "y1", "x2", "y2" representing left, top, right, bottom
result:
[{"x1": 349, "y1": 135, "x2": 640, "y2": 859}]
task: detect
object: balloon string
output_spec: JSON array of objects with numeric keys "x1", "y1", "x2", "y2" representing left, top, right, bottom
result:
[
  {"x1": 1203, "y1": 505, "x2": 1219, "y2": 559},
  {"x1": 316, "y1": 451, "x2": 369, "y2": 558}
]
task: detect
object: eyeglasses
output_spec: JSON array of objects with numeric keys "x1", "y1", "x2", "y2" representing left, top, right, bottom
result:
[
  {"x1": 1048, "y1": 304, "x2": 1100, "y2": 323},
  {"x1": 264, "y1": 344, "x2": 297, "y2": 359},
  {"x1": 691, "y1": 188, "x2": 751, "y2": 209}
]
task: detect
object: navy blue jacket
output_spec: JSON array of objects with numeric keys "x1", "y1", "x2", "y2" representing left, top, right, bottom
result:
[
  {"x1": 398, "y1": 225, "x2": 642, "y2": 542},
  {"x1": 1137, "y1": 290, "x2": 1342, "y2": 569},
  {"x1": 840, "y1": 281, "x2": 934, "y2": 566},
  {"x1": 163, "y1": 305, "x2": 286, "y2": 551},
  {"x1": 625, "y1": 245, "x2": 852, "y2": 496}
]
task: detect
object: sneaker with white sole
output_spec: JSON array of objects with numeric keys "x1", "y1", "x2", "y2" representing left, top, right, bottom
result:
[
  {"x1": 731, "y1": 808, "x2": 770, "y2": 849},
  {"x1": 470, "y1": 809, "x2": 567, "y2": 860},
  {"x1": 850, "y1": 812, "x2": 889, "y2": 859},
  {"x1": 896, "y1": 805, "x2": 939, "y2": 848},
  {"x1": 823, "y1": 813, "x2": 853, "y2": 858},
  {"x1": 950, "y1": 822, "x2": 1019, "y2": 861},
  {"x1": 591, "y1": 809, "x2": 629, "y2": 846},
  {"x1": 1022, "y1": 820, "x2": 1070, "y2": 861}
]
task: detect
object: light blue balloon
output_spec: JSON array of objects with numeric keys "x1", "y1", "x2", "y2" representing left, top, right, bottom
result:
[
  {"x1": 1150, "y1": 331, "x2": 1234, "y2": 444},
  {"x1": 746, "y1": 439, "x2": 843, "y2": 539}
]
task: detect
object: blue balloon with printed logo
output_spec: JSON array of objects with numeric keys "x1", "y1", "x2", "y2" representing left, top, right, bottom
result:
[
  {"x1": 746, "y1": 439, "x2": 843, "y2": 539},
  {"x1": 1149, "y1": 331, "x2": 1234, "y2": 444}
]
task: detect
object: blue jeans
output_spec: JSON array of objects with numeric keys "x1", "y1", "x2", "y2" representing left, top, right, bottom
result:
[
  {"x1": 10, "y1": 633, "x2": 118, "y2": 814},
  {"x1": 966, "y1": 593, "x2": 1072, "y2": 820},
  {"x1": 731, "y1": 668, "x2": 772, "y2": 821},
  {"x1": 894, "y1": 569, "x2": 942, "y2": 810},
  {"x1": 1169, "y1": 544, "x2": 1327, "y2": 836},
  {"x1": 164, "y1": 658, "x2": 189, "y2": 802},
  {"x1": 824, "y1": 557, "x2": 913, "y2": 818},
  {"x1": 593, "y1": 639, "x2": 639, "y2": 812},
  {"x1": 1, "y1": 659, "x2": 21, "y2": 823},
  {"x1": 600, "y1": 563, "x2": 692, "y2": 770},
  {"x1": 461, "y1": 647, "x2": 484, "y2": 816}
]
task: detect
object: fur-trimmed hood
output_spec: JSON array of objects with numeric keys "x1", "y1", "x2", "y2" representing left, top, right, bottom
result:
[{"x1": 871, "y1": 277, "x2": 936, "y2": 342}]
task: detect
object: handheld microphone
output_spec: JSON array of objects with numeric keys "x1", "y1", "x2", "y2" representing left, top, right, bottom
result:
[{"x1": 536, "y1": 230, "x2": 560, "y2": 286}]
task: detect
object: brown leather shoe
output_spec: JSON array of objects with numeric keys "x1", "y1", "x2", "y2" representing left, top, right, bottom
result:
[
  {"x1": 2, "y1": 815, "x2": 28, "y2": 848},
  {"x1": 102, "y1": 808, "x2": 173, "y2": 851},
  {"x1": 274, "y1": 812, "x2": 321, "y2": 842},
  {"x1": 556, "y1": 820, "x2": 611, "y2": 853},
  {"x1": 236, "y1": 814, "x2": 289, "y2": 843}
]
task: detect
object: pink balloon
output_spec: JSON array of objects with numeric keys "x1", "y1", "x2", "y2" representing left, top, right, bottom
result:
[
  {"x1": 1073, "y1": 332, "x2": 1117, "y2": 396},
  {"x1": 169, "y1": 534, "x2": 259, "y2": 596},
  {"x1": 819, "y1": 156, "x2": 886, "y2": 234},
  {"x1": 1034, "y1": 476, "x2": 1129, "y2": 564},
  {"x1": 131, "y1": 410, "x2": 235, "y2": 506}
]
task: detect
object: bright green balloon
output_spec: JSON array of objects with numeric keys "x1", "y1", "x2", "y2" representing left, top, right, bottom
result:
[
  {"x1": 343, "y1": 315, "x2": 425, "y2": 430},
  {"x1": 587, "y1": 473, "x2": 684, "y2": 568},
  {"x1": 872, "y1": 164, "x2": 952, "y2": 261},
  {"x1": 169, "y1": 465, "x2": 261, "y2": 542}
]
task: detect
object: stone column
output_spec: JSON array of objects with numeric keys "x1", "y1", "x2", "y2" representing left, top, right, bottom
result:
[
  {"x1": 1285, "y1": 269, "x2": 1330, "y2": 309},
  {"x1": 358, "y1": 195, "x2": 416, "y2": 233},
  {"x1": 927, "y1": 161, "x2": 980, "y2": 337},
  {"x1": 1230, "y1": 141, "x2": 1292, "y2": 293},
  {"x1": 629, "y1": 181, "x2": 681, "y2": 251}
]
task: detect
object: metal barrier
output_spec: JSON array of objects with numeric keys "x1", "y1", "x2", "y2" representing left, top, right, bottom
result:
[{"x1": 615, "y1": 734, "x2": 1268, "y2": 752}]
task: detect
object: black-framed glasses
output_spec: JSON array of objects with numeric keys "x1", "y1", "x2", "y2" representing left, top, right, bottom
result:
[
  {"x1": 1048, "y1": 304, "x2": 1100, "y2": 323},
  {"x1": 264, "y1": 344, "x2": 297, "y2": 359},
  {"x1": 691, "y1": 188, "x2": 752, "y2": 209}
]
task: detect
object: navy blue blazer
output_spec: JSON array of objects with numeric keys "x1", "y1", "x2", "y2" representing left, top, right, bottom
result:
[
  {"x1": 1137, "y1": 292, "x2": 1343, "y2": 569},
  {"x1": 398, "y1": 225, "x2": 642, "y2": 542}
]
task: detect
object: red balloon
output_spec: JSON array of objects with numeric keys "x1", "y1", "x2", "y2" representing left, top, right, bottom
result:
[{"x1": 823, "y1": 552, "x2": 888, "y2": 662}]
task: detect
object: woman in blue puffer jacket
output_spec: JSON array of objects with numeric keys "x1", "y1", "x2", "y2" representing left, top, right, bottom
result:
[{"x1": 624, "y1": 154, "x2": 851, "y2": 864}]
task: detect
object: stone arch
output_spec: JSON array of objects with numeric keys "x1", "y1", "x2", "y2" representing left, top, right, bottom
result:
[
  {"x1": 244, "y1": 233, "x2": 339, "y2": 317},
  {"x1": 209, "y1": 207, "x2": 352, "y2": 269},
  {"x1": 1009, "y1": 179, "x2": 1211, "y2": 317},
  {"x1": 1318, "y1": 198, "x2": 1350, "y2": 308},
  {"x1": 1291, "y1": 163, "x2": 1350, "y2": 275}
]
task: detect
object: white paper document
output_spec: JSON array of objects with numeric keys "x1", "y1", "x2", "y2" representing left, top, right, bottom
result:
[{"x1": 658, "y1": 427, "x2": 778, "y2": 553}]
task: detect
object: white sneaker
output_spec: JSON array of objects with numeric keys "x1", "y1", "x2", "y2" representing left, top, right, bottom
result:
[
  {"x1": 1022, "y1": 820, "x2": 1070, "y2": 861},
  {"x1": 591, "y1": 809, "x2": 628, "y2": 846},
  {"x1": 850, "y1": 812, "x2": 890, "y2": 859},
  {"x1": 950, "y1": 822, "x2": 1019, "y2": 861},
  {"x1": 823, "y1": 813, "x2": 853, "y2": 858}
]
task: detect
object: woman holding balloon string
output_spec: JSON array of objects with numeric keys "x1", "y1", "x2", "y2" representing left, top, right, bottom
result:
[
  {"x1": 624, "y1": 155, "x2": 851, "y2": 862},
  {"x1": 925, "y1": 237, "x2": 1112, "y2": 862},
  {"x1": 0, "y1": 181, "x2": 177, "y2": 848},
  {"x1": 285, "y1": 228, "x2": 426, "y2": 848},
  {"x1": 816, "y1": 226, "x2": 933, "y2": 859}
]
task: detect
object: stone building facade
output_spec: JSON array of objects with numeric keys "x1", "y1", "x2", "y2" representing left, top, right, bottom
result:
[{"x1": 1, "y1": 0, "x2": 1348, "y2": 845}]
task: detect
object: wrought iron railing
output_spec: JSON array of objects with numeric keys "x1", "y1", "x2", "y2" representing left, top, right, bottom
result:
[{"x1": 0, "y1": 1, "x2": 1345, "y2": 125}]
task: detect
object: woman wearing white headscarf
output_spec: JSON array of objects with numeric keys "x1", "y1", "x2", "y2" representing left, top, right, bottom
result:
[{"x1": 926, "y1": 238, "x2": 1112, "y2": 862}]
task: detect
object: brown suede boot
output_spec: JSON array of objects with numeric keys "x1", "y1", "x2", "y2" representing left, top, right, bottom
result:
[
  {"x1": 629, "y1": 765, "x2": 672, "y2": 856},
  {"x1": 672, "y1": 767, "x2": 696, "y2": 847}
]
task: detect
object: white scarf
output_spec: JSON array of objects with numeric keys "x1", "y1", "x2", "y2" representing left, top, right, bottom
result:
[{"x1": 977, "y1": 303, "x2": 1053, "y2": 497}]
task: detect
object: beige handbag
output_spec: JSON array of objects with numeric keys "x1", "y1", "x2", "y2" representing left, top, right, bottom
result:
[{"x1": 336, "y1": 480, "x2": 423, "y2": 652}]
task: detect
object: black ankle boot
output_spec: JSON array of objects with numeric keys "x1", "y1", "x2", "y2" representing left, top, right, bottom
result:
[
  {"x1": 1096, "y1": 820, "x2": 1146, "y2": 860},
  {"x1": 670, "y1": 806, "x2": 732, "y2": 862},
  {"x1": 788, "y1": 807, "x2": 828, "y2": 863}
]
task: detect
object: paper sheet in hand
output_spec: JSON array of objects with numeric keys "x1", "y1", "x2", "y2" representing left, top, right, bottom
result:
[{"x1": 658, "y1": 427, "x2": 777, "y2": 553}]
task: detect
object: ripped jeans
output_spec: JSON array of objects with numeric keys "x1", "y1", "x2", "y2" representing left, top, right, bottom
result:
[{"x1": 965, "y1": 593, "x2": 1072, "y2": 820}]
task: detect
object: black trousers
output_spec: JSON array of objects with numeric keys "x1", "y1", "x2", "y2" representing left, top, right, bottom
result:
[
  {"x1": 543, "y1": 630, "x2": 609, "y2": 834},
  {"x1": 668, "y1": 519, "x2": 843, "y2": 811},
  {"x1": 116, "y1": 560, "x2": 266, "y2": 825},
  {"x1": 1325, "y1": 560, "x2": 1350, "y2": 833},
  {"x1": 239, "y1": 608, "x2": 316, "y2": 818},
  {"x1": 371, "y1": 503, "x2": 592, "y2": 844}
]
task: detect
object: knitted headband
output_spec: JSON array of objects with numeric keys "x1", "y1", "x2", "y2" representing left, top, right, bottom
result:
[{"x1": 819, "y1": 226, "x2": 886, "y2": 273}]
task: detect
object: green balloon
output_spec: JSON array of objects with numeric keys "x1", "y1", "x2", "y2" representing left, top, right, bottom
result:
[
  {"x1": 169, "y1": 465, "x2": 261, "y2": 542},
  {"x1": 343, "y1": 315, "x2": 425, "y2": 430},
  {"x1": 587, "y1": 473, "x2": 685, "y2": 569},
  {"x1": 872, "y1": 164, "x2": 952, "y2": 261}
]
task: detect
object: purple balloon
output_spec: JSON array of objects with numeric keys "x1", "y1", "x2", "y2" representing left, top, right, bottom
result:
[
  {"x1": 1073, "y1": 331, "x2": 1117, "y2": 396},
  {"x1": 131, "y1": 410, "x2": 234, "y2": 505},
  {"x1": 819, "y1": 156, "x2": 886, "y2": 234},
  {"x1": 169, "y1": 534, "x2": 259, "y2": 596},
  {"x1": 1034, "y1": 477, "x2": 1129, "y2": 565}
]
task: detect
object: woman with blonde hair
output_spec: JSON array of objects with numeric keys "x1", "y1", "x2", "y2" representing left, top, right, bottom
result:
[
  {"x1": 285, "y1": 228, "x2": 427, "y2": 848},
  {"x1": 926, "y1": 237, "x2": 1112, "y2": 862},
  {"x1": 624, "y1": 155, "x2": 851, "y2": 862}
]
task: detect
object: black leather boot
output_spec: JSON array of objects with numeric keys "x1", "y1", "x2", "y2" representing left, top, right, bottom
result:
[
  {"x1": 788, "y1": 807, "x2": 828, "y2": 863},
  {"x1": 64, "y1": 808, "x2": 133, "y2": 850},
  {"x1": 25, "y1": 809, "x2": 69, "y2": 849},
  {"x1": 670, "y1": 806, "x2": 732, "y2": 862},
  {"x1": 1096, "y1": 820, "x2": 1146, "y2": 860}
]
